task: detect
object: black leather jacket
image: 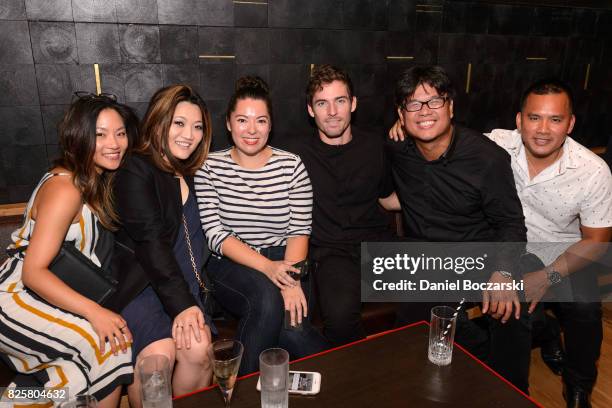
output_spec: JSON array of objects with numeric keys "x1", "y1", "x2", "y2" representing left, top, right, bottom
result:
[{"x1": 107, "y1": 153, "x2": 197, "y2": 317}]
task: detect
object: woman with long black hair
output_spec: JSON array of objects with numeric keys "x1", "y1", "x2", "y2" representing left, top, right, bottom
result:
[{"x1": 0, "y1": 94, "x2": 137, "y2": 407}]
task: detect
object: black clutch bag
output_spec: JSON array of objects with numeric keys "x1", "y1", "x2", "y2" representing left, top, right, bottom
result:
[{"x1": 48, "y1": 242, "x2": 118, "y2": 304}]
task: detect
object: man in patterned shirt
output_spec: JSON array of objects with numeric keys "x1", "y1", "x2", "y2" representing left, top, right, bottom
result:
[{"x1": 487, "y1": 79, "x2": 612, "y2": 408}]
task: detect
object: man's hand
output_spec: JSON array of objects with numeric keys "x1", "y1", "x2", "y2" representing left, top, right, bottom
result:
[
  {"x1": 388, "y1": 119, "x2": 406, "y2": 142},
  {"x1": 481, "y1": 271, "x2": 521, "y2": 323},
  {"x1": 523, "y1": 268, "x2": 550, "y2": 314}
]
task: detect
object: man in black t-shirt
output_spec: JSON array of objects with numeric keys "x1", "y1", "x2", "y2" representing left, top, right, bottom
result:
[{"x1": 286, "y1": 64, "x2": 397, "y2": 346}]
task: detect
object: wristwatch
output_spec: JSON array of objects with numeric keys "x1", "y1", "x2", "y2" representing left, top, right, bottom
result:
[
  {"x1": 546, "y1": 267, "x2": 562, "y2": 286},
  {"x1": 497, "y1": 270, "x2": 513, "y2": 280},
  {"x1": 544, "y1": 266, "x2": 561, "y2": 286}
]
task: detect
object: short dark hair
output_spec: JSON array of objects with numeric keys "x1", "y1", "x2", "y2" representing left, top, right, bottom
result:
[
  {"x1": 394, "y1": 65, "x2": 456, "y2": 108},
  {"x1": 520, "y1": 78, "x2": 574, "y2": 113},
  {"x1": 306, "y1": 64, "x2": 354, "y2": 106}
]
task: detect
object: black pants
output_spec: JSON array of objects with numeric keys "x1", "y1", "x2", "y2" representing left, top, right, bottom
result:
[
  {"x1": 558, "y1": 301, "x2": 602, "y2": 391},
  {"x1": 527, "y1": 254, "x2": 603, "y2": 392},
  {"x1": 532, "y1": 302, "x2": 602, "y2": 393},
  {"x1": 559, "y1": 265, "x2": 603, "y2": 392},
  {"x1": 311, "y1": 245, "x2": 366, "y2": 346},
  {"x1": 533, "y1": 285, "x2": 602, "y2": 391},
  {"x1": 396, "y1": 302, "x2": 532, "y2": 393}
]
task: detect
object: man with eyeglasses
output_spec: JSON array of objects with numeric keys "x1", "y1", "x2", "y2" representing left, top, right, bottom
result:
[{"x1": 382, "y1": 65, "x2": 531, "y2": 392}]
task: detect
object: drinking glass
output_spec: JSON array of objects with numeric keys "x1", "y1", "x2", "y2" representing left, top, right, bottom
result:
[
  {"x1": 138, "y1": 354, "x2": 172, "y2": 408},
  {"x1": 428, "y1": 306, "x2": 457, "y2": 366},
  {"x1": 208, "y1": 339, "x2": 244, "y2": 407},
  {"x1": 58, "y1": 395, "x2": 97, "y2": 407},
  {"x1": 259, "y1": 348, "x2": 289, "y2": 408}
]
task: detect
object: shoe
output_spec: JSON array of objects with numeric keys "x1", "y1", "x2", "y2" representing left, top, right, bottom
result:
[
  {"x1": 540, "y1": 337, "x2": 565, "y2": 376},
  {"x1": 563, "y1": 384, "x2": 592, "y2": 408}
]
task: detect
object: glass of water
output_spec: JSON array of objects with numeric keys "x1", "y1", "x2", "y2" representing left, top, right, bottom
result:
[
  {"x1": 428, "y1": 306, "x2": 457, "y2": 366},
  {"x1": 259, "y1": 348, "x2": 289, "y2": 408},
  {"x1": 138, "y1": 354, "x2": 172, "y2": 408},
  {"x1": 58, "y1": 395, "x2": 97, "y2": 408}
]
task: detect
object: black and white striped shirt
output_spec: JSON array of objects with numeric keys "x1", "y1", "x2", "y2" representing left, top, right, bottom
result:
[{"x1": 194, "y1": 147, "x2": 313, "y2": 255}]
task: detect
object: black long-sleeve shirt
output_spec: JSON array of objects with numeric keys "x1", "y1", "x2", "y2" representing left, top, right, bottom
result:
[
  {"x1": 284, "y1": 127, "x2": 394, "y2": 248},
  {"x1": 387, "y1": 125, "x2": 527, "y2": 272}
]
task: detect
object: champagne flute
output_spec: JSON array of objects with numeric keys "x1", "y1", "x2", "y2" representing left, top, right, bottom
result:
[{"x1": 208, "y1": 339, "x2": 244, "y2": 407}]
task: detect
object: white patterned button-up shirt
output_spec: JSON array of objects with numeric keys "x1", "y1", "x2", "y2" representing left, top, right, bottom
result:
[{"x1": 487, "y1": 129, "x2": 612, "y2": 264}]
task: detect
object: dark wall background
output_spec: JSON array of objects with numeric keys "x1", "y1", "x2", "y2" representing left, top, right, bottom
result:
[{"x1": 0, "y1": 0, "x2": 611, "y2": 204}]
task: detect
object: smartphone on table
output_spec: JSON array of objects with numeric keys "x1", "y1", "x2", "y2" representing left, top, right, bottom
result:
[{"x1": 256, "y1": 371, "x2": 321, "y2": 395}]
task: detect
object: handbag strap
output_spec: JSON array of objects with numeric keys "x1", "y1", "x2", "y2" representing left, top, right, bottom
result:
[{"x1": 181, "y1": 214, "x2": 210, "y2": 293}]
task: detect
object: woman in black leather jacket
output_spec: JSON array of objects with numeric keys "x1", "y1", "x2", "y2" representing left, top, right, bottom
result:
[{"x1": 112, "y1": 85, "x2": 213, "y2": 405}]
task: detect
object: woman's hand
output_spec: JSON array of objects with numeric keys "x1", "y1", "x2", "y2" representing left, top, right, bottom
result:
[
  {"x1": 263, "y1": 260, "x2": 299, "y2": 289},
  {"x1": 84, "y1": 305, "x2": 132, "y2": 355},
  {"x1": 281, "y1": 284, "x2": 307, "y2": 327},
  {"x1": 172, "y1": 306, "x2": 206, "y2": 350}
]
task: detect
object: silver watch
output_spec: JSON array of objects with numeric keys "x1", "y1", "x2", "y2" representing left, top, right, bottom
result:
[
  {"x1": 497, "y1": 270, "x2": 513, "y2": 280},
  {"x1": 546, "y1": 267, "x2": 562, "y2": 286}
]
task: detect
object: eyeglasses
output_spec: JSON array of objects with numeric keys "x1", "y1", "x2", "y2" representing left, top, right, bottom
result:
[
  {"x1": 73, "y1": 91, "x2": 118, "y2": 102},
  {"x1": 401, "y1": 96, "x2": 448, "y2": 112}
]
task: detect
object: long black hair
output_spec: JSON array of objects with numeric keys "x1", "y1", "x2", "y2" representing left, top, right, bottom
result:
[{"x1": 54, "y1": 96, "x2": 138, "y2": 229}]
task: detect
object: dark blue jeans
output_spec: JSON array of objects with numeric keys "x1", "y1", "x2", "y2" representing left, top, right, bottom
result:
[{"x1": 207, "y1": 246, "x2": 328, "y2": 375}]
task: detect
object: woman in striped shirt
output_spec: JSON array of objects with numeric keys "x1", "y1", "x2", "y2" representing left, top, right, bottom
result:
[{"x1": 195, "y1": 77, "x2": 327, "y2": 374}]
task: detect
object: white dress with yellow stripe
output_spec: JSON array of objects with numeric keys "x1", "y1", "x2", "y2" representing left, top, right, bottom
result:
[{"x1": 0, "y1": 173, "x2": 133, "y2": 406}]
